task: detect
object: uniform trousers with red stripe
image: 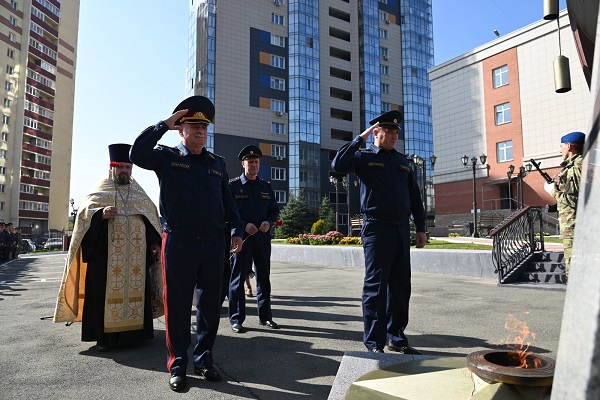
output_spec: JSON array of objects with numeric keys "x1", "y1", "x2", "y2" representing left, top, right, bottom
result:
[{"x1": 162, "y1": 230, "x2": 225, "y2": 376}]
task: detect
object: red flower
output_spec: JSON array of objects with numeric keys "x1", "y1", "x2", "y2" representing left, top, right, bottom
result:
[
  {"x1": 109, "y1": 161, "x2": 121, "y2": 168},
  {"x1": 275, "y1": 220, "x2": 283, "y2": 227}
]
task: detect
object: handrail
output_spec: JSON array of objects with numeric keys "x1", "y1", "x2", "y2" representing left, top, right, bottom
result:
[{"x1": 490, "y1": 206, "x2": 545, "y2": 283}]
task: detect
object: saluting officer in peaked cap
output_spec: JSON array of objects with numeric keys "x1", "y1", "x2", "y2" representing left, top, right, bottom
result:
[
  {"x1": 238, "y1": 145, "x2": 262, "y2": 161},
  {"x1": 172, "y1": 95, "x2": 215, "y2": 126}
]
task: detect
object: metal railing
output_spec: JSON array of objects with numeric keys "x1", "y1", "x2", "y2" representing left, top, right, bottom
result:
[{"x1": 489, "y1": 206, "x2": 545, "y2": 283}]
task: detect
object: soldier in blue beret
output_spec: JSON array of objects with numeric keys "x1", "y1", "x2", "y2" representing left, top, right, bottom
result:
[
  {"x1": 332, "y1": 110, "x2": 426, "y2": 354},
  {"x1": 544, "y1": 131, "x2": 585, "y2": 280},
  {"x1": 130, "y1": 96, "x2": 244, "y2": 391},
  {"x1": 227, "y1": 145, "x2": 280, "y2": 333}
]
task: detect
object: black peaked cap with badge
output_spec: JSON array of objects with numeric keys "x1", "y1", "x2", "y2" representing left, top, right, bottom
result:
[
  {"x1": 173, "y1": 95, "x2": 215, "y2": 125},
  {"x1": 238, "y1": 145, "x2": 262, "y2": 161},
  {"x1": 369, "y1": 110, "x2": 403, "y2": 129}
]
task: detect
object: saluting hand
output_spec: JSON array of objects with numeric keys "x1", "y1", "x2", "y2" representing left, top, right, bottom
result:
[
  {"x1": 164, "y1": 109, "x2": 189, "y2": 130},
  {"x1": 359, "y1": 122, "x2": 379, "y2": 142}
]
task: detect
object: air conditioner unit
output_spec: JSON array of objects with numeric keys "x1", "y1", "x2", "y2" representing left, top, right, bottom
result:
[
  {"x1": 276, "y1": 111, "x2": 283, "y2": 116},
  {"x1": 276, "y1": 155, "x2": 283, "y2": 161},
  {"x1": 384, "y1": 19, "x2": 390, "y2": 24},
  {"x1": 383, "y1": 55, "x2": 389, "y2": 60}
]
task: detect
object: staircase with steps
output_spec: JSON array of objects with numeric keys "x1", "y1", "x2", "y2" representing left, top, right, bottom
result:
[{"x1": 518, "y1": 251, "x2": 566, "y2": 284}]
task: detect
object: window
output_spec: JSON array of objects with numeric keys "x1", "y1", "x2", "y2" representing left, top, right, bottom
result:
[
  {"x1": 271, "y1": 122, "x2": 285, "y2": 135},
  {"x1": 381, "y1": 102, "x2": 391, "y2": 112},
  {"x1": 380, "y1": 65, "x2": 389, "y2": 75},
  {"x1": 497, "y1": 140, "x2": 513, "y2": 162},
  {"x1": 10, "y1": 0, "x2": 18, "y2": 10},
  {"x1": 270, "y1": 77, "x2": 285, "y2": 91},
  {"x1": 271, "y1": 34, "x2": 285, "y2": 47},
  {"x1": 274, "y1": 190, "x2": 287, "y2": 203},
  {"x1": 271, "y1": 55, "x2": 285, "y2": 69},
  {"x1": 20, "y1": 184, "x2": 35, "y2": 193},
  {"x1": 271, "y1": 144, "x2": 286, "y2": 158},
  {"x1": 1, "y1": 133, "x2": 7, "y2": 141},
  {"x1": 0, "y1": 167, "x2": 5, "y2": 175},
  {"x1": 2, "y1": 115, "x2": 9, "y2": 125},
  {"x1": 0, "y1": 201, "x2": 4, "y2": 211},
  {"x1": 379, "y1": 29, "x2": 388, "y2": 39},
  {"x1": 271, "y1": 167, "x2": 286, "y2": 181},
  {"x1": 6, "y1": 65, "x2": 14, "y2": 74},
  {"x1": 381, "y1": 83, "x2": 390, "y2": 93},
  {"x1": 8, "y1": 33, "x2": 16, "y2": 42},
  {"x1": 495, "y1": 102, "x2": 511, "y2": 125},
  {"x1": 7, "y1": 49, "x2": 14, "y2": 59},
  {"x1": 0, "y1": 184, "x2": 5, "y2": 193},
  {"x1": 338, "y1": 214, "x2": 348, "y2": 226},
  {"x1": 379, "y1": 0, "x2": 388, "y2": 3},
  {"x1": 5, "y1": 82, "x2": 13, "y2": 92},
  {"x1": 306, "y1": 37, "x2": 314, "y2": 48},
  {"x1": 271, "y1": 99, "x2": 285, "y2": 113},
  {"x1": 0, "y1": 150, "x2": 7, "y2": 159},
  {"x1": 271, "y1": 13, "x2": 284, "y2": 25},
  {"x1": 3, "y1": 99, "x2": 11, "y2": 108},
  {"x1": 493, "y1": 65, "x2": 508, "y2": 88},
  {"x1": 379, "y1": 11, "x2": 389, "y2": 21},
  {"x1": 380, "y1": 47, "x2": 389, "y2": 59}
]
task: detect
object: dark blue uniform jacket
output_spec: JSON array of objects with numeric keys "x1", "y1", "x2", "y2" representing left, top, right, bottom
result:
[
  {"x1": 229, "y1": 174, "x2": 279, "y2": 234},
  {"x1": 129, "y1": 121, "x2": 242, "y2": 238},
  {"x1": 331, "y1": 136, "x2": 426, "y2": 232}
]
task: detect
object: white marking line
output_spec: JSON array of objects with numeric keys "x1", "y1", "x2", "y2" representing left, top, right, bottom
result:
[{"x1": 0, "y1": 281, "x2": 6, "y2": 284}]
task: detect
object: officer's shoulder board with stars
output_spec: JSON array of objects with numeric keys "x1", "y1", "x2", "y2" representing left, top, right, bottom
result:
[{"x1": 207, "y1": 150, "x2": 225, "y2": 160}]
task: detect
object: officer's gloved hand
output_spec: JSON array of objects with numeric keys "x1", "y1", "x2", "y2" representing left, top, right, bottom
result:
[{"x1": 544, "y1": 181, "x2": 556, "y2": 194}]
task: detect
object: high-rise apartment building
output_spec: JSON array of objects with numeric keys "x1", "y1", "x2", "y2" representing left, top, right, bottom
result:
[
  {"x1": 1, "y1": 0, "x2": 79, "y2": 234},
  {"x1": 187, "y1": 0, "x2": 433, "y2": 233}
]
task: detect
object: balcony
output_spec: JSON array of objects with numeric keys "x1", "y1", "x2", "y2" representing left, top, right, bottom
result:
[
  {"x1": 22, "y1": 142, "x2": 52, "y2": 157},
  {"x1": 20, "y1": 176, "x2": 50, "y2": 188},
  {"x1": 24, "y1": 109, "x2": 53, "y2": 127},
  {"x1": 22, "y1": 159, "x2": 51, "y2": 172},
  {"x1": 23, "y1": 127, "x2": 52, "y2": 141},
  {"x1": 19, "y1": 210, "x2": 48, "y2": 219},
  {"x1": 19, "y1": 193, "x2": 50, "y2": 203},
  {"x1": 26, "y1": 77, "x2": 55, "y2": 97}
]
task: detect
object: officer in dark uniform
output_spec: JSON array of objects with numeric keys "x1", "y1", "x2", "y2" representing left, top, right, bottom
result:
[
  {"x1": 227, "y1": 145, "x2": 280, "y2": 333},
  {"x1": 331, "y1": 110, "x2": 427, "y2": 354},
  {"x1": 129, "y1": 95, "x2": 243, "y2": 392}
]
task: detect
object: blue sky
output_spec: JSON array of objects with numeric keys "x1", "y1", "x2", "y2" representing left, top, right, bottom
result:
[{"x1": 69, "y1": 0, "x2": 567, "y2": 208}]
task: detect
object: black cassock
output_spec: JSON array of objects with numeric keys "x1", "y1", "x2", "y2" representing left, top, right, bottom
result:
[{"x1": 80, "y1": 211, "x2": 161, "y2": 346}]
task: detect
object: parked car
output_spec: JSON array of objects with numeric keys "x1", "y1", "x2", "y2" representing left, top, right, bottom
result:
[
  {"x1": 32, "y1": 237, "x2": 48, "y2": 250},
  {"x1": 44, "y1": 238, "x2": 64, "y2": 250},
  {"x1": 21, "y1": 239, "x2": 35, "y2": 253}
]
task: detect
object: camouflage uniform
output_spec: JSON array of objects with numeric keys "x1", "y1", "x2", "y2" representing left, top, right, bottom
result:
[{"x1": 550, "y1": 154, "x2": 583, "y2": 277}]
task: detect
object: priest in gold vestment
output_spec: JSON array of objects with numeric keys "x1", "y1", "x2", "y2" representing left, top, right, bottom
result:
[{"x1": 54, "y1": 144, "x2": 163, "y2": 351}]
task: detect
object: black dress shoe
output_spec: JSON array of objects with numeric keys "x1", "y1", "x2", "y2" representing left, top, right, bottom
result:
[
  {"x1": 194, "y1": 367, "x2": 222, "y2": 382},
  {"x1": 259, "y1": 320, "x2": 279, "y2": 329},
  {"x1": 386, "y1": 343, "x2": 422, "y2": 355},
  {"x1": 231, "y1": 323, "x2": 246, "y2": 333},
  {"x1": 169, "y1": 374, "x2": 187, "y2": 391},
  {"x1": 368, "y1": 348, "x2": 384, "y2": 353}
]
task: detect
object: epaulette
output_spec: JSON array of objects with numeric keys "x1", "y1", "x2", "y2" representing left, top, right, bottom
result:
[
  {"x1": 229, "y1": 176, "x2": 241, "y2": 183},
  {"x1": 207, "y1": 151, "x2": 225, "y2": 160}
]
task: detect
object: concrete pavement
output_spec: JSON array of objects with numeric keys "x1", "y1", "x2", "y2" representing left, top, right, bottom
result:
[{"x1": 0, "y1": 251, "x2": 565, "y2": 399}]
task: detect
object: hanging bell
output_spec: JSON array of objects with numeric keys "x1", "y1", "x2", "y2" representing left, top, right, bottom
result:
[
  {"x1": 554, "y1": 55, "x2": 571, "y2": 93},
  {"x1": 543, "y1": 0, "x2": 559, "y2": 20}
]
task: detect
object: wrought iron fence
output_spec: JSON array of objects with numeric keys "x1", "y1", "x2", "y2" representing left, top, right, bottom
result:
[{"x1": 490, "y1": 206, "x2": 545, "y2": 283}]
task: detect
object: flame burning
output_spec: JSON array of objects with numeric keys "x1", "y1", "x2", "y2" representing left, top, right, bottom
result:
[{"x1": 498, "y1": 314, "x2": 542, "y2": 369}]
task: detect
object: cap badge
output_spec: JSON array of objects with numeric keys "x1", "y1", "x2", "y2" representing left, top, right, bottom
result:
[{"x1": 393, "y1": 119, "x2": 398, "y2": 123}]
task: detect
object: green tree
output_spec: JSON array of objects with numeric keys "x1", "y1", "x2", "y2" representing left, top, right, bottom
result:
[
  {"x1": 318, "y1": 197, "x2": 336, "y2": 232},
  {"x1": 275, "y1": 190, "x2": 315, "y2": 238}
]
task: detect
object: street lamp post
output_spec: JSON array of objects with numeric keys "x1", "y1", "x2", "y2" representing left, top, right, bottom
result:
[
  {"x1": 507, "y1": 165, "x2": 514, "y2": 211},
  {"x1": 506, "y1": 164, "x2": 532, "y2": 210},
  {"x1": 410, "y1": 154, "x2": 437, "y2": 221},
  {"x1": 329, "y1": 175, "x2": 339, "y2": 232},
  {"x1": 461, "y1": 154, "x2": 487, "y2": 237}
]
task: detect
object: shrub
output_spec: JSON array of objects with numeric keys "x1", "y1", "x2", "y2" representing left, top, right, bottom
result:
[
  {"x1": 448, "y1": 232, "x2": 460, "y2": 237},
  {"x1": 311, "y1": 219, "x2": 325, "y2": 235}
]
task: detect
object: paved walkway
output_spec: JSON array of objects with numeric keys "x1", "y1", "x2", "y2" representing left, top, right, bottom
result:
[{"x1": 0, "y1": 252, "x2": 566, "y2": 399}]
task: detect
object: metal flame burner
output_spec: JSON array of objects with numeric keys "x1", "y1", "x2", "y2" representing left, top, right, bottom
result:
[{"x1": 466, "y1": 350, "x2": 555, "y2": 387}]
